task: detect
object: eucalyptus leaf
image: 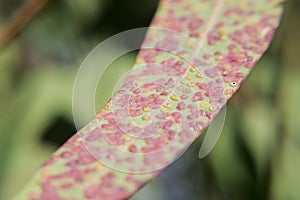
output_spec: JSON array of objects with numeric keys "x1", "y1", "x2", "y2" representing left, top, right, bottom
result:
[{"x1": 15, "y1": 0, "x2": 283, "y2": 199}]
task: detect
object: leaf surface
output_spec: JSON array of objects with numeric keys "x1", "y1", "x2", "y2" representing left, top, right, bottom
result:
[{"x1": 16, "y1": 0, "x2": 283, "y2": 199}]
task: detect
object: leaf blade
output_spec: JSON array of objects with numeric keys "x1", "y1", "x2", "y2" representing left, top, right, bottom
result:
[{"x1": 16, "y1": 0, "x2": 283, "y2": 199}]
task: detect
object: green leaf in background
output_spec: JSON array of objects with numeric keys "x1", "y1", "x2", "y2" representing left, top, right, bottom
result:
[
  {"x1": 209, "y1": 105, "x2": 255, "y2": 199},
  {"x1": 271, "y1": 4, "x2": 300, "y2": 197},
  {"x1": 0, "y1": 65, "x2": 75, "y2": 199}
]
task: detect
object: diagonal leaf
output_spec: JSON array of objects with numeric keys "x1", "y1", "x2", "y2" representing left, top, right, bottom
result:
[{"x1": 16, "y1": 0, "x2": 283, "y2": 199}]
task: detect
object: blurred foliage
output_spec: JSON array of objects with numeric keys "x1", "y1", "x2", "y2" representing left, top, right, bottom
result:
[{"x1": 0, "y1": 0, "x2": 299, "y2": 199}]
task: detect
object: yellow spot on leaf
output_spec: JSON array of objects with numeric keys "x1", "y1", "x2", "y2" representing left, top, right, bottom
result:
[
  {"x1": 143, "y1": 105, "x2": 151, "y2": 112},
  {"x1": 196, "y1": 73, "x2": 203, "y2": 78},
  {"x1": 170, "y1": 95, "x2": 179, "y2": 101},
  {"x1": 163, "y1": 103, "x2": 171, "y2": 108},
  {"x1": 189, "y1": 66, "x2": 196, "y2": 72},
  {"x1": 185, "y1": 75, "x2": 192, "y2": 80},
  {"x1": 200, "y1": 102, "x2": 211, "y2": 109},
  {"x1": 142, "y1": 115, "x2": 151, "y2": 121}
]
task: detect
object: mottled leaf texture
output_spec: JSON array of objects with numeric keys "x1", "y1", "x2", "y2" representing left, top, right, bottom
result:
[{"x1": 16, "y1": 0, "x2": 282, "y2": 199}]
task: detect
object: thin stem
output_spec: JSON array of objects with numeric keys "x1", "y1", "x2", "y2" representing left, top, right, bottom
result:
[{"x1": 0, "y1": 0, "x2": 53, "y2": 51}]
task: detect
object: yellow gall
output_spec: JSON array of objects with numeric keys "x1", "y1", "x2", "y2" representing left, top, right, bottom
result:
[
  {"x1": 170, "y1": 95, "x2": 179, "y2": 101},
  {"x1": 143, "y1": 105, "x2": 151, "y2": 112},
  {"x1": 196, "y1": 73, "x2": 203, "y2": 78},
  {"x1": 142, "y1": 115, "x2": 151, "y2": 121},
  {"x1": 163, "y1": 103, "x2": 171, "y2": 108},
  {"x1": 124, "y1": 135, "x2": 131, "y2": 141},
  {"x1": 200, "y1": 102, "x2": 210, "y2": 109},
  {"x1": 185, "y1": 75, "x2": 192, "y2": 80},
  {"x1": 215, "y1": 54, "x2": 223, "y2": 61},
  {"x1": 209, "y1": 105, "x2": 216, "y2": 111},
  {"x1": 189, "y1": 66, "x2": 196, "y2": 72}
]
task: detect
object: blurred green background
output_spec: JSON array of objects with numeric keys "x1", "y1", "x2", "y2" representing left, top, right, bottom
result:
[{"x1": 0, "y1": 0, "x2": 299, "y2": 199}]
